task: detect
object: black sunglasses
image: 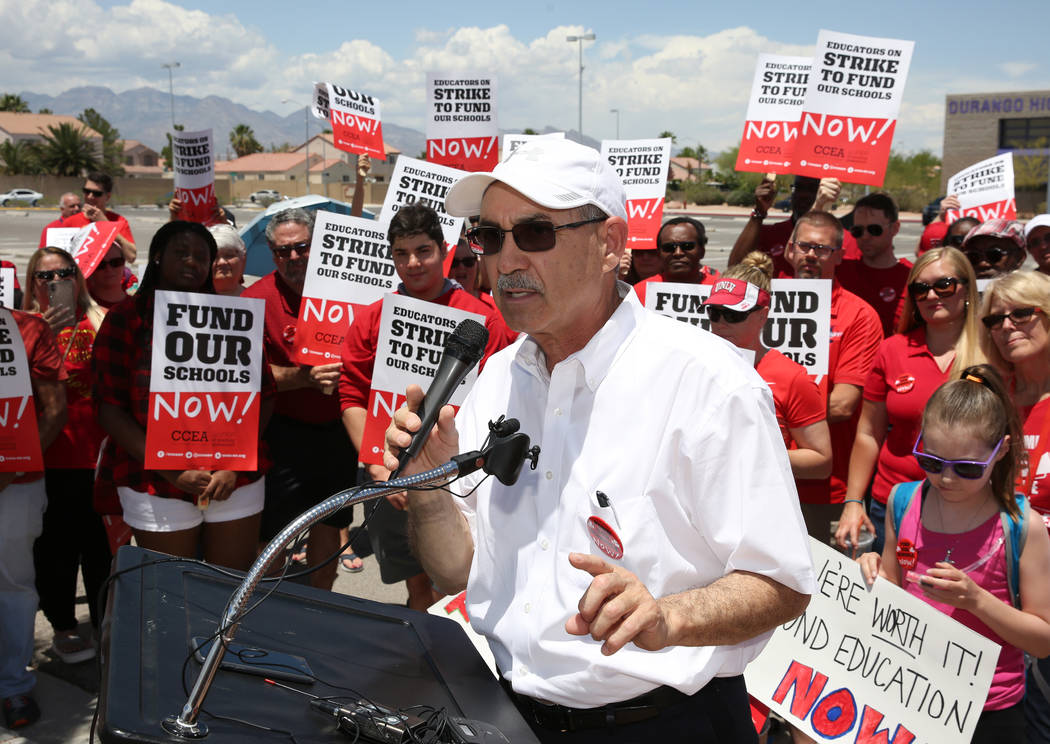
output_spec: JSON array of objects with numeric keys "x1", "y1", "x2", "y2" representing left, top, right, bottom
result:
[
  {"x1": 450, "y1": 256, "x2": 477, "y2": 269},
  {"x1": 271, "y1": 241, "x2": 310, "y2": 259},
  {"x1": 657, "y1": 240, "x2": 702, "y2": 254},
  {"x1": 34, "y1": 267, "x2": 76, "y2": 282},
  {"x1": 791, "y1": 240, "x2": 838, "y2": 259},
  {"x1": 97, "y1": 256, "x2": 126, "y2": 270},
  {"x1": 981, "y1": 306, "x2": 1043, "y2": 330},
  {"x1": 706, "y1": 306, "x2": 756, "y2": 324},
  {"x1": 849, "y1": 224, "x2": 884, "y2": 238},
  {"x1": 466, "y1": 216, "x2": 607, "y2": 256},
  {"x1": 965, "y1": 246, "x2": 1011, "y2": 265},
  {"x1": 907, "y1": 276, "x2": 964, "y2": 300},
  {"x1": 82, "y1": 187, "x2": 106, "y2": 198}
]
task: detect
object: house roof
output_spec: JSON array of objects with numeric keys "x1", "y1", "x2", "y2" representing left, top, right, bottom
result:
[
  {"x1": 0, "y1": 112, "x2": 101, "y2": 139},
  {"x1": 119, "y1": 139, "x2": 159, "y2": 155},
  {"x1": 215, "y1": 152, "x2": 318, "y2": 173},
  {"x1": 309, "y1": 158, "x2": 346, "y2": 172}
]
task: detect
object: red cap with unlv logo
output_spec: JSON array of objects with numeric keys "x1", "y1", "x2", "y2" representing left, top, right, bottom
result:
[{"x1": 703, "y1": 278, "x2": 771, "y2": 312}]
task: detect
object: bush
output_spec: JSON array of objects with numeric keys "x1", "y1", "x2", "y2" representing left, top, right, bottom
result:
[
  {"x1": 684, "y1": 183, "x2": 725, "y2": 206},
  {"x1": 726, "y1": 188, "x2": 756, "y2": 207}
]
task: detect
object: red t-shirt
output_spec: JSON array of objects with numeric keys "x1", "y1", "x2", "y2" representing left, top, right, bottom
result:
[
  {"x1": 863, "y1": 328, "x2": 950, "y2": 504},
  {"x1": 836, "y1": 257, "x2": 913, "y2": 337},
  {"x1": 795, "y1": 282, "x2": 883, "y2": 504},
  {"x1": 45, "y1": 314, "x2": 106, "y2": 470},
  {"x1": 12, "y1": 310, "x2": 67, "y2": 483},
  {"x1": 758, "y1": 217, "x2": 861, "y2": 278},
  {"x1": 38, "y1": 210, "x2": 134, "y2": 249},
  {"x1": 242, "y1": 271, "x2": 344, "y2": 426},
  {"x1": 339, "y1": 285, "x2": 518, "y2": 412},
  {"x1": 632, "y1": 266, "x2": 720, "y2": 306},
  {"x1": 1020, "y1": 397, "x2": 1050, "y2": 529},
  {"x1": 756, "y1": 350, "x2": 826, "y2": 497}
]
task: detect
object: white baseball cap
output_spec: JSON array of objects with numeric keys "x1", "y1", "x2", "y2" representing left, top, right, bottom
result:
[
  {"x1": 1025, "y1": 214, "x2": 1050, "y2": 241},
  {"x1": 444, "y1": 138, "x2": 627, "y2": 221}
]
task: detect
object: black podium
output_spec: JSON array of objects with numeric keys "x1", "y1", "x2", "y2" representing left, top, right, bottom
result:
[{"x1": 97, "y1": 546, "x2": 538, "y2": 743}]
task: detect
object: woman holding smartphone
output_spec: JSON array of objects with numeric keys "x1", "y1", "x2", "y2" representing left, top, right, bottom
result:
[{"x1": 22, "y1": 247, "x2": 110, "y2": 664}]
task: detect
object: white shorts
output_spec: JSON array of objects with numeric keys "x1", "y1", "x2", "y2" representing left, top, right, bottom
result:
[{"x1": 118, "y1": 478, "x2": 265, "y2": 532}]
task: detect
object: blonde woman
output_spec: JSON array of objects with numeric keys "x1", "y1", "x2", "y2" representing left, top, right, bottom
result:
[{"x1": 837, "y1": 246, "x2": 984, "y2": 554}]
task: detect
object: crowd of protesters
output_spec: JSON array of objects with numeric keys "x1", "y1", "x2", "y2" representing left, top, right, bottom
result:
[{"x1": 4, "y1": 158, "x2": 1050, "y2": 743}]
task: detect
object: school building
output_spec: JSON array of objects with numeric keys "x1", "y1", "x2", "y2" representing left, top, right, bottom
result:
[{"x1": 942, "y1": 89, "x2": 1050, "y2": 212}]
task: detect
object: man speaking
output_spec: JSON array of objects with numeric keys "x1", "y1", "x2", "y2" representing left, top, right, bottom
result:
[{"x1": 384, "y1": 139, "x2": 814, "y2": 741}]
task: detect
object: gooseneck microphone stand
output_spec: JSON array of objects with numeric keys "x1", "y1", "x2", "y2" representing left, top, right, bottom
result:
[{"x1": 163, "y1": 418, "x2": 539, "y2": 738}]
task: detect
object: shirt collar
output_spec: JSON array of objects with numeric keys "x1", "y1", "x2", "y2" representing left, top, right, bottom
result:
[
  {"x1": 395, "y1": 277, "x2": 459, "y2": 297},
  {"x1": 513, "y1": 281, "x2": 638, "y2": 392}
]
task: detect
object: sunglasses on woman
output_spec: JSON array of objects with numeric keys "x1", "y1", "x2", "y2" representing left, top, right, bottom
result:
[
  {"x1": 450, "y1": 256, "x2": 477, "y2": 269},
  {"x1": 965, "y1": 246, "x2": 1011, "y2": 265},
  {"x1": 97, "y1": 256, "x2": 126, "y2": 270},
  {"x1": 911, "y1": 433, "x2": 1004, "y2": 479},
  {"x1": 850, "y1": 224, "x2": 884, "y2": 238},
  {"x1": 34, "y1": 267, "x2": 76, "y2": 282},
  {"x1": 981, "y1": 306, "x2": 1043, "y2": 330},
  {"x1": 466, "y1": 216, "x2": 606, "y2": 256},
  {"x1": 706, "y1": 306, "x2": 756, "y2": 324},
  {"x1": 906, "y1": 276, "x2": 964, "y2": 300}
]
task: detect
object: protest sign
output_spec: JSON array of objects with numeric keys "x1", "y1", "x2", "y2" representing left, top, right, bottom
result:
[
  {"x1": 945, "y1": 153, "x2": 1017, "y2": 222},
  {"x1": 0, "y1": 308, "x2": 42, "y2": 472},
  {"x1": 44, "y1": 227, "x2": 78, "y2": 252},
  {"x1": 746, "y1": 538, "x2": 998, "y2": 743},
  {"x1": 312, "y1": 82, "x2": 384, "y2": 159},
  {"x1": 377, "y1": 156, "x2": 465, "y2": 248},
  {"x1": 428, "y1": 591, "x2": 498, "y2": 677},
  {"x1": 0, "y1": 266, "x2": 13, "y2": 307},
  {"x1": 172, "y1": 129, "x2": 217, "y2": 224},
  {"x1": 794, "y1": 30, "x2": 914, "y2": 186},
  {"x1": 426, "y1": 74, "x2": 499, "y2": 172},
  {"x1": 359, "y1": 294, "x2": 482, "y2": 465},
  {"x1": 501, "y1": 131, "x2": 565, "y2": 162},
  {"x1": 601, "y1": 138, "x2": 672, "y2": 248},
  {"x1": 69, "y1": 222, "x2": 122, "y2": 278},
  {"x1": 294, "y1": 212, "x2": 395, "y2": 365},
  {"x1": 736, "y1": 54, "x2": 812, "y2": 174},
  {"x1": 145, "y1": 291, "x2": 264, "y2": 471},
  {"x1": 644, "y1": 278, "x2": 831, "y2": 374}
]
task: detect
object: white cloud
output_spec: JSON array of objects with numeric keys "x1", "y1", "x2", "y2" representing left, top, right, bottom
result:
[{"x1": 1000, "y1": 61, "x2": 1036, "y2": 78}]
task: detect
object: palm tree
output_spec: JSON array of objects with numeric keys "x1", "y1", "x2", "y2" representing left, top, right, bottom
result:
[
  {"x1": 0, "y1": 94, "x2": 30, "y2": 112},
  {"x1": 229, "y1": 124, "x2": 263, "y2": 157},
  {"x1": 0, "y1": 140, "x2": 41, "y2": 175},
  {"x1": 37, "y1": 123, "x2": 100, "y2": 176},
  {"x1": 78, "y1": 108, "x2": 125, "y2": 176}
]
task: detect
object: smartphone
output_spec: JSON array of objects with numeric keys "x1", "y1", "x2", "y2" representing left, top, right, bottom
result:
[
  {"x1": 47, "y1": 280, "x2": 76, "y2": 329},
  {"x1": 191, "y1": 636, "x2": 314, "y2": 685}
]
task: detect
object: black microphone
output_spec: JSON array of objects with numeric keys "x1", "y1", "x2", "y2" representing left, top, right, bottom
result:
[{"x1": 394, "y1": 318, "x2": 488, "y2": 474}]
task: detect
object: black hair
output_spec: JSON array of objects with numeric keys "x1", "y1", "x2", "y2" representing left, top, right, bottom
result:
[
  {"x1": 656, "y1": 216, "x2": 707, "y2": 246},
  {"x1": 136, "y1": 220, "x2": 217, "y2": 311},
  {"x1": 85, "y1": 171, "x2": 113, "y2": 193},
  {"x1": 854, "y1": 192, "x2": 899, "y2": 223},
  {"x1": 388, "y1": 204, "x2": 445, "y2": 249}
]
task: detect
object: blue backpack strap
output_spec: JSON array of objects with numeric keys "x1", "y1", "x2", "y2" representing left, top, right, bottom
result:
[
  {"x1": 999, "y1": 493, "x2": 1028, "y2": 610},
  {"x1": 888, "y1": 481, "x2": 923, "y2": 537}
]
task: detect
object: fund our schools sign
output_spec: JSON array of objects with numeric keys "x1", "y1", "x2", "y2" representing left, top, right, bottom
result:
[
  {"x1": 601, "y1": 138, "x2": 672, "y2": 248},
  {"x1": 0, "y1": 308, "x2": 42, "y2": 471},
  {"x1": 794, "y1": 30, "x2": 914, "y2": 186},
  {"x1": 358, "y1": 294, "x2": 482, "y2": 466},
  {"x1": 745, "y1": 539, "x2": 997, "y2": 743},
  {"x1": 945, "y1": 153, "x2": 1017, "y2": 222},
  {"x1": 312, "y1": 82, "x2": 384, "y2": 158},
  {"x1": 376, "y1": 156, "x2": 466, "y2": 249},
  {"x1": 145, "y1": 292, "x2": 265, "y2": 471},
  {"x1": 736, "y1": 54, "x2": 811, "y2": 174},
  {"x1": 644, "y1": 278, "x2": 832, "y2": 375},
  {"x1": 426, "y1": 74, "x2": 499, "y2": 172},
  {"x1": 172, "y1": 128, "x2": 217, "y2": 224},
  {"x1": 294, "y1": 212, "x2": 395, "y2": 365}
]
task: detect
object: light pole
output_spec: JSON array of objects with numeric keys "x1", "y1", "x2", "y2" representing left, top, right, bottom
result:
[
  {"x1": 566, "y1": 33, "x2": 595, "y2": 135},
  {"x1": 161, "y1": 62, "x2": 180, "y2": 129},
  {"x1": 282, "y1": 98, "x2": 310, "y2": 195},
  {"x1": 610, "y1": 108, "x2": 620, "y2": 139}
]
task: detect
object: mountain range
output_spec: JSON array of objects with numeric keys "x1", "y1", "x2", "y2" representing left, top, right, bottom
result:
[{"x1": 17, "y1": 86, "x2": 597, "y2": 160}]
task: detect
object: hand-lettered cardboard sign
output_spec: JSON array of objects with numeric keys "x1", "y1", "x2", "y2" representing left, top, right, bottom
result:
[
  {"x1": 601, "y1": 138, "x2": 672, "y2": 249},
  {"x1": 145, "y1": 291, "x2": 265, "y2": 470},
  {"x1": 313, "y1": 83, "x2": 384, "y2": 159},
  {"x1": 426, "y1": 74, "x2": 499, "y2": 172},
  {"x1": 945, "y1": 154, "x2": 1017, "y2": 223},
  {"x1": 736, "y1": 54, "x2": 812, "y2": 174}
]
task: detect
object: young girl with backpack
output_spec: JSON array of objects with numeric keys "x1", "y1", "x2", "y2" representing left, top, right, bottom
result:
[{"x1": 858, "y1": 364, "x2": 1050, "y2": 742}]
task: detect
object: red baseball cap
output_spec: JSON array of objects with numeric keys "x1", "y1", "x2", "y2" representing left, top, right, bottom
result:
[
  {"x1": 918, "y1": 221, "x2": 948, "y2": 256},
  {"x1": 703, "y1": 278, "x2": 770, "y2": 312}
]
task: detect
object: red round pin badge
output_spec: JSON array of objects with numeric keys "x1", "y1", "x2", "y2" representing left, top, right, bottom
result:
[
  {"x1": 879, "y1": 286, "x2": 897, "y2": 303},
  {"x1": 894, "y1": 374, "x2": 915, "y2": 394},
  {"x1": 587, "y1": 516, "x2": 623, "y2": 560}
]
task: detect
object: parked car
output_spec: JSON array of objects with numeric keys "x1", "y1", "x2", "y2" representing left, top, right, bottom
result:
[
  {"x1": 775, "y1": 196, "x2": 792, "y2": 212},
  {"x1": 0, "y1": 188, "x2": 43, "y2": 206},
  {"x1": 922, "y1": 196, "x2": 945, "y2": 226},
  {"x1": 249, "y1": 189, "x2": 281, "y2": 205}
]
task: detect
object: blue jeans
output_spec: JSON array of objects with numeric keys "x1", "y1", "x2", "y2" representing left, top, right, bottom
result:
[
  {"x1": 869, "y1": 498, "x2": 887, "y2": 557},
  {"x1": 0, "y1": 480, "x2": 46, "y2": 699},
  {"x1": 1027, "y1": 655, "x2": 1050, "y2": 743}
]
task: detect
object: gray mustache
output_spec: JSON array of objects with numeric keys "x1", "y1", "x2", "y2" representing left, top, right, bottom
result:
[{"x1": 496, "y1": 273, "x2": 543, "y2": 293}]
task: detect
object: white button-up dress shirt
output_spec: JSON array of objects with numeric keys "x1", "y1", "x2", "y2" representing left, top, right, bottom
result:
[{"x1": 451, "y1": 284, "x2": 815, "y2": 707}]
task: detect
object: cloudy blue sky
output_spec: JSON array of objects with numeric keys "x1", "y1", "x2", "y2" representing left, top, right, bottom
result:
[{"x1": 1, "y1": 0, "x2": 1044, "y2": 154}]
